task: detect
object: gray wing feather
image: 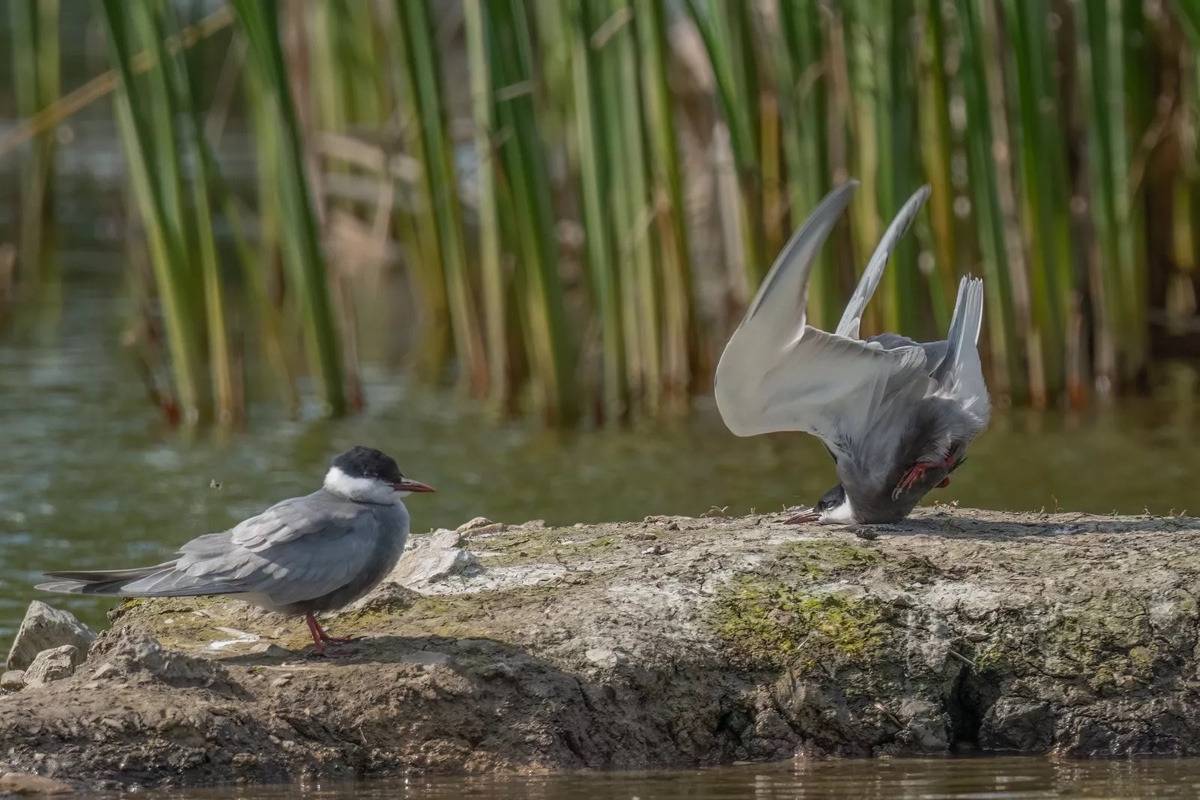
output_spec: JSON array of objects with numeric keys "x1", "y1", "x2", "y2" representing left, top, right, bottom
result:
[
  {"x1": 40, "y1": 563, "x2": 175, "y2": 583},
  {"x1": 240, "y1": 516, "x2": 379, "y2": 606},
  {"x1": 716, "y1": 181, "x2": 932, "y2": 451},
  {"x1": 40, "y1": 493, "x2": 383, "y2": 607},
  {"x1": 165, "y1": 494, "x2": 381, "y2": 606},
  {"x1": 740, "y1": 181, "x2": 858, "y2": 340},
  {"x1": 745, "y1": 326, "x2": 931, "y2": 449},
  {"x1": 835, "y1": 185, "x2": 930, "y2": 340}
]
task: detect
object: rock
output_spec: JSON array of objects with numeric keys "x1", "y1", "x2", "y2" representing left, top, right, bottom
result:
[
  {"x1": 457, "y1": 516, "x2": 505, "y2": 534},
  {"x1": 89, "y1": 663, "x2": 117, "y2": 681},
  {"x1": 88, "y1": 629, "x2": 234, "y2": 692},
  {"x1": 0, "y1": 772, "x2": 74, "y2": 794},
  {"x1": 388, "y1": 529, "x2": 480, "y2": 589},
  {"x1": 349, "y1": 583, "x2": 421, "y2": 614},
  {"x1": 24, "y1": 646, "x2": 80, "y2": 687},
  {"x1": 0, "y1": 671, "x2": 25, "y2": 693},
  {"x1": 246, "y1": 643, "x2": 293, "y2": 659},
  {"x1": 5, "y1": 601, "x2": 96, "y2": 671},
  {"x1": 584, "y1": 648, "x2": 621, "y2": 669},
  {"x1": 2, "y1": 507, "x2": 1200, "y2": 789}
]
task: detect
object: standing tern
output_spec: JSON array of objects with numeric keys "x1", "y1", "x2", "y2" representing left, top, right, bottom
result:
[
  {"x1": 715, "y1": 181, "x2": 990, "y2": 524},
  {"x1": 37, "y1": 446, "x2": 434, "y2": 655}
]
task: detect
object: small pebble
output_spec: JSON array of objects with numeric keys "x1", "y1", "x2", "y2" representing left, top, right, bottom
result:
[{"x1": 0, "y1": 670, "x2": 26, "y2": 693}]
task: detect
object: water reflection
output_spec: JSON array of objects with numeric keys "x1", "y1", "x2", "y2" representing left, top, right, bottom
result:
[{"x1": 149, "y1": 757, "x2": 1200, "y2": 799}]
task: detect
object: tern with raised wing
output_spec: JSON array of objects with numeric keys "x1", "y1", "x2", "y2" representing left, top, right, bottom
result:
[
  {"x1": 715, "y1": 181, "x2": 990, "y2": 524},
  {"x1": 37, "y1": 446, "x2": 434, "y2": 654}
]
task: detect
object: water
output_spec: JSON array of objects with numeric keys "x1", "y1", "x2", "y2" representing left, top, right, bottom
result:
[{"x1": 138, "y1": 758, "x2": 1200, "y2": 798}]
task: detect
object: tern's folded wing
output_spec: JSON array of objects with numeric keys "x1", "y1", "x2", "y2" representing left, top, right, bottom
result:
[{"x1": 111, "y1": 496, "x2": 386, "y2": 606}]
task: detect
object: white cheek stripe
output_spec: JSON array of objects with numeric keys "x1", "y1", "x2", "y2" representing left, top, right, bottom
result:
[
  {"x1": 323, "y1": 466, "x2": 397, "y2": 504},
  {"x1": 822, "y1": 495, "x2": 855, "y2": 523}
]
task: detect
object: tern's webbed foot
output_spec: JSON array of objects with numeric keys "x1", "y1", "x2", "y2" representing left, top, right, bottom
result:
[{"x1": 319, "y1": 633, "x2": 358, "y2": 645}]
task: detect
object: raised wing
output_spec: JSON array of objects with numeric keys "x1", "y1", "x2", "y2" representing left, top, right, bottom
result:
[
  {"x1": 835, "y1": 185, "x2": 931, "y2": 339},
  {"x1": 715, "y1": 182, "x2": 932, "y2": 452},
  {"x1": 738, "y1": 181, "x2": 858, "y2": 345}
]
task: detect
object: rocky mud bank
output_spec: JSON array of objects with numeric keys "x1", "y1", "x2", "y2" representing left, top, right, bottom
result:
[{"x1": 3, "y1": 507, "x2": 1200, "y2": 791}]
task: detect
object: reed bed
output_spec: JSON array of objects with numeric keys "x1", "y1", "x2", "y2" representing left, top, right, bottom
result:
[
  {"x1": 8, "y1": 0, "x2": 59, "y2": 294},
  {"x1": 5, "y1": 1, "x2": 1200, "y2": 425}
]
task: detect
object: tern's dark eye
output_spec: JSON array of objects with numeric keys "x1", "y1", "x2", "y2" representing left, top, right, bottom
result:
[{"x1": 816, "y1": 484, "x2": 845, "y2": 512}]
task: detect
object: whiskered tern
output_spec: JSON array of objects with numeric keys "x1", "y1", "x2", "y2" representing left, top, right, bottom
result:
[
  {"x1": 37, "y1": 446, "x2": 434, "y2": 655},
  {"x1": 715, "y1": 181, "x2": 990, "y2": 524}
]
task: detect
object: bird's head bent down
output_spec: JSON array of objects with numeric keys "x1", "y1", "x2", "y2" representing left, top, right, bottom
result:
[
  {"x1": 784, "y1": 396, "x2": 977, "y2": 525},
  {"x1": 323, "y1": 445, "x2": 436, "y2": 504},
  {"x1": 785, "y1": 484, "x2": 853, "y2": 525}
]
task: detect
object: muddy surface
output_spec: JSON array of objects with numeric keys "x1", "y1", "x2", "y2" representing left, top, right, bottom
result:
[{"x1": 2, "y1": 506, "x2": 1199, "y2": 790}]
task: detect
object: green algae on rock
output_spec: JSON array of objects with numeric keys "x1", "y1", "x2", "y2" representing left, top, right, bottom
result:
[{"x1": 712, "y1": 582, "x2": 888, "y2": 669}]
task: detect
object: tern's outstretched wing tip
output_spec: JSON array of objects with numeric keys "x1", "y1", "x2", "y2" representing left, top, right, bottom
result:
[
  {"x1": 719, "y1": 181, "x2": 861, "y2": 428},
  {"x1": 742, "y1": 180, "x2": 859, "y2": 325},
  {"x1": 834, "y1": 184, "x2": 932, "y2": 340}
]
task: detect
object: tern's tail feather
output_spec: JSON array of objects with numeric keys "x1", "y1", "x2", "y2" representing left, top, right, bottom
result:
[
  {"x1": 932, "y1": 276, "x2": 985, "y2": 386},
  {"x1": 37, "y1": 562, "x2": 245, "y2": 598}
]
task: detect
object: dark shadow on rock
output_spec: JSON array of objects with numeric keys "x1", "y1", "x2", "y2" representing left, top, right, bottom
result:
[
  {"x1": 844, "y1": 512, "x2": 1195, "y2": 540},
  {"x1": 0, "y1": 632, "x2": 766, "y2": 789}
]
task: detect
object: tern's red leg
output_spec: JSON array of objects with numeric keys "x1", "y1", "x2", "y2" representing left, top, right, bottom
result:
[
  {"x1": 304, "y1": 612, "x2": 327, "y2": 655},
  {"x1": 304, "y1": 611, "x2": 357, "y2": 645},
  {"x1": 896, "y1": 455, "x2": 958, "y2": 497},
  {"x1": 894, "y1": 463, "x2": 931, "y2": 496}
]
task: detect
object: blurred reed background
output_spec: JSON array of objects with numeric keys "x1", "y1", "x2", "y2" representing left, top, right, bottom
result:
[{"x1": 2, "y1": 0, "x2": 1198, "y2": 427}]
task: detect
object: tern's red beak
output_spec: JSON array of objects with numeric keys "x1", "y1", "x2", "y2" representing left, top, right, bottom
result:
[{"x1": 393, "y1": 478, "x2": 436, "y2": 493}]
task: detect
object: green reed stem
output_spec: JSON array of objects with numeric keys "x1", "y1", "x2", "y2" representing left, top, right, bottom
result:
[
  {"x1": 232, "y1": 0, "x2": 346, "y2": 416},
  {"x1": 1002, "y1": 0, "x2": 1072, "y2": 397},
  {"x1": 956, "y1": 0, "x2": 1021, "y2": 400},
  {"x1": 464, "y1": 0, "x2": 511, "y2": 411},
  {"x1": 10, "y1": 0, "x2": 59, "y2": 286},
  {"x1": 636, "y1": 0, "x2": 694, "y2": 404},
  {"x1": 776, "y1": 0, "x2": 836, "y2": 329},
  {"x1": 570, "y1": 0, "x2": 626, "y2": 421},
  {"x1": 101, "y1": 0, "x2": 204, "y2": 423},
  {"x1": 394, "y1": 0, "x2": 489, "y2": 396},
  {"x1": 488, "y1": 0, "x2": 577, "y2": 423}
]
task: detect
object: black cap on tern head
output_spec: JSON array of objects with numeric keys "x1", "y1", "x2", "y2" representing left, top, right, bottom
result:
[
  {"x1": 816, "y1": 484, "x2": 846, "y2": 513},
  {"x1": 331, "y1": 446, "x2": 404, "y2": 483}
]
